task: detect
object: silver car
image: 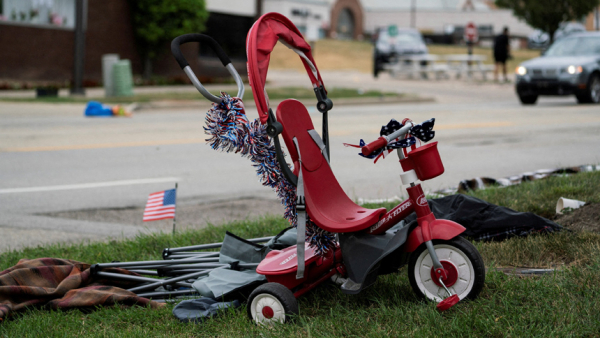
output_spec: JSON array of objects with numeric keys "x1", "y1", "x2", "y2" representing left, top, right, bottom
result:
[{"x1": 515, "y1": 32, "x2": 600, "y2": 105}]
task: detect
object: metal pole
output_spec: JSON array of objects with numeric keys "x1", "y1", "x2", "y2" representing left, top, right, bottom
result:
[
  {"x1": 70, "y1": 0, "x2": 87, "y2": 96},
  {"x1": 164, "y1": 236, "x2": 274, "y2": 254},
  {"x1": 95, "y1": 271, "x2": 193, "y2": 288},
  {"x1": 255, "y1": 0, "x2": 263, "y2": 21},
  {"x1": 410, "y1": 0, "x2": 416, "y2": 28},
  {"x1": 158, "y1": 263, "x2": 228, "y2": 270},
  {"x1": 128, "y1": 269, "x2": 215, "y2": 293},
  {"x1": 172, "y1": 183, "x2": 178, "y2": 235},
  {"x1": 596, "y1": 7, "x2": 599, "y2": 31},
  {"x1": 159, "y1": 262, "x2": 258, "y2": 272},
  {"x1": 158, "y1": 269, "x2": 211, "y2": 276},
  {"x1": 163, "y1": 253, "x2": 219, "y2": 260},
  {"x1": 128, "y1": 269, "x2": 160, "y2": 276},
  {"x1": 137, "y1": 289, "x2": 198, "y2": 298},
  {"x1": 120, "y1": 264, "x2": 194, "y2": 270},
  {"x1": 323, "y1": 112, "x2": 330, "y2": 162},
  {"x1": 165, "y1": 252, "x2": 220, "y2": 257},
  {"x1": 93, "y1": 257, "x2": 222, "y2": 269},
  {"x1": 467, "y1": 41, "x2": 473, "y2": 79}
]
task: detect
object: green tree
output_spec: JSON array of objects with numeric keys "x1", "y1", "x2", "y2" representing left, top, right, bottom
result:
[
  {"x1": 495, "y1": 0, "x2": 600, "y2": 43},
  {"x1": 128, "y1": 0, "x2": 208, "y2": 79}
]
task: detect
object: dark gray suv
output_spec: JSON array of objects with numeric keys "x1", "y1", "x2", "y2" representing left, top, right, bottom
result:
[
  {"x1": 373, "y1": 27, "x2": 428, "y2": 78},
  {"x1": 515, "y1": 32, "x2": 600, "y2": 105}
]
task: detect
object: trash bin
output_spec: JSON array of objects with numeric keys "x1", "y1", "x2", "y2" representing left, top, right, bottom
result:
[
  {"x1": 102, "y1": 54, "x2": 120, "y2": 97},
  {"x1": 112, "y1": 60, "x2": 134, "y2": 97}
]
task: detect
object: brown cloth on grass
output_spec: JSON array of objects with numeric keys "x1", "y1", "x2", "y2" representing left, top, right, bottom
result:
[{"x1": 0, "y1": 257, "x2": 164, "y2": 321}]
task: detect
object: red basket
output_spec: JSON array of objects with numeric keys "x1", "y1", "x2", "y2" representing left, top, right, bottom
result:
[{"x1": 400, "y1": 142, "x2": 444, "y2": 181}]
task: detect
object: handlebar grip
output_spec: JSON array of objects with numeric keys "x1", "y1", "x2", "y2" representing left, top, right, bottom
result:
[
  {"x1": 361, "y1": 137, "x2": 388, "y2": 156},
  {"x1": 171, "y1": 34, "x2": 231, "y2": 69}
]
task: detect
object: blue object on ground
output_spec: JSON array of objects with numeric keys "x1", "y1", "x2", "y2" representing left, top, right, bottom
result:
[{"x1": 84, "y1": 101, "x2": 113, "y2": 117}]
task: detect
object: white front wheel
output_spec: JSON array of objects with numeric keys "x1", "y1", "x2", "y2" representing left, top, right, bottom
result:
[{"x1": 408, "y1": 237, "x2": 485, "y2": 302}]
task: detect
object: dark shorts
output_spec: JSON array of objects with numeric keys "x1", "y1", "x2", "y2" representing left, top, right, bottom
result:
[{"x1": 494, "y1": 53, "x2": 507, "y2": 64}]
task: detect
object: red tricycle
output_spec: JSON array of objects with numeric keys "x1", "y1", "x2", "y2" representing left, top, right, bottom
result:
[{"x1": 171, "y1": 12, "x2": 485, "y2": 325}]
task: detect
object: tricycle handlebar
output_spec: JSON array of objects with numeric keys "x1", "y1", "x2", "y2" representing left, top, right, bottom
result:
[
  {"x1": 361, "y1": 137, "x2": 388, "y2": 156},
  {"x1": 361, "y1": 122, "x2": 414, "y2": 156}
]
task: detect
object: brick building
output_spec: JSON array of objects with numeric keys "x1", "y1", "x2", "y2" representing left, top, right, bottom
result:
[
  {"x1": 0, "y1": 0, "x2": 366, "y2": 84},
  {"x1": 0, "y1": 0, "x2": 235, "y2": 84},
  {"x1": 585, "y1": 6, "x2": 600, "y2": 31}
]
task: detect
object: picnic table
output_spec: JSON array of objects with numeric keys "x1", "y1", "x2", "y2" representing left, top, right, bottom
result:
[
  {"x1": 383, "y1": 53, "x2": 494, "y2": 80},
  {"x1": 385, "y1": 54, "x2": 449, "y2": 80},
  {"x1": 444, "y1": 54, "x2": 495, "y2": 80}
]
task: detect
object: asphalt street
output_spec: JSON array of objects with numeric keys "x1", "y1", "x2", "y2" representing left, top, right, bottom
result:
[{"x1": 1, "y1": 70, "x2": 599, "y2": 252}]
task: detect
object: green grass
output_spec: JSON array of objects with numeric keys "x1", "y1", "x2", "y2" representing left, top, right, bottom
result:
[
  {"x1": 467, "y1": 171, "x2": 600, "y2": 219},
  {"x1": 0, "y1": 87, "x2": 400, "y2": 105},
  {"x1": 1, "y1": 172, "x2": 600, "y2": 337},
  {"x1": 3, "y1": 264, "x2": 600, "y2": 337}
]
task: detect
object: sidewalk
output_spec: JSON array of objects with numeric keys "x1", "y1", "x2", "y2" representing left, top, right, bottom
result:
[{"x1": 0, "y1": 69, "x2": 516, "y2": 106}]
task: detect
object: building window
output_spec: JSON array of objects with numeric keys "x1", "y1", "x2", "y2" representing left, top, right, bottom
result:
[{"x1": 0, "y1": 0, "x2": 75, "y2": 29}]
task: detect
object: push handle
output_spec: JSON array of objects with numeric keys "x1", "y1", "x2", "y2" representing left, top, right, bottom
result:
[
  {"x1": 171, "y1": 34, "x2": 231, "y2": 69},
  {"x1": 361, "y1": 137, "x2": 388, "y2": 156},
  {"x1": 171, "y1": 34, "x2": 244, "y2": 103}
]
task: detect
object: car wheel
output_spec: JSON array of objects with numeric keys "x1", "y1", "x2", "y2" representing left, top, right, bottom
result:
[
  {"x1": 576, "y1": 73, "x2": 600, "y2": 104},
  {"x1": 373, "y1": 53, "x2": 382, "y2": 78},
  {"x1": 247, "y1": 282, "x2": 298, "y2": 325},
  {"x1": 518, "y1": 93, "x2": 538, "y2": 105},
  {"x1": 408, "y1": 237, "x2": 485, "y2": 302},
  {"x1": 374, "y1": 62, "x2": 380, "y2": 78}
]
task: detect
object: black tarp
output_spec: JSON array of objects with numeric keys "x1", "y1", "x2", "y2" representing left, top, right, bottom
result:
[{"x1": 403, "y1": 194, "x2": 562, "y2": 241}]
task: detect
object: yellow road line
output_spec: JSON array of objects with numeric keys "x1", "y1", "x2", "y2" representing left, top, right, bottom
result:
[
  {"x1": 2, "y1": 139, "x2": 207, "y2": 153},
  {"x1": 435, "y1": 121, "x2": 515, "y2": 130},
  {"x1": 2, "y1": 122, "x2": 514, "y2": 152}
]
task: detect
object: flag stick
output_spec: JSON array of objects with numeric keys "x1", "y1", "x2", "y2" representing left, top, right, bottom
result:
[{"x1": 172, "y1": 183, "x2": 178, "y2": 235}]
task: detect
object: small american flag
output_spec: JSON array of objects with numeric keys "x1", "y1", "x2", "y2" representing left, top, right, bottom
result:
[{"x1": 143, "y1": 189, "x2": 176, "y2": 222}]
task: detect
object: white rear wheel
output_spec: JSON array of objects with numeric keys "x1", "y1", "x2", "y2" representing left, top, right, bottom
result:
[
  {"x1": 250, "y1": 293, "x2": 286, "y2": 324},
  {"x1": 247, "y1": 282, "x2": 298, "y2": 325}
]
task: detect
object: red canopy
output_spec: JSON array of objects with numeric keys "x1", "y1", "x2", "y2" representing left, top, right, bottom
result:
[{"x1": 246, "y1": 12, "x2": 326, "y2": 124}]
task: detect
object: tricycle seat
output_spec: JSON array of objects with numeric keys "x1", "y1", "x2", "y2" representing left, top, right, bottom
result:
[{"x1": 276, "y1": 99, "x2": 386, "y2": 233}]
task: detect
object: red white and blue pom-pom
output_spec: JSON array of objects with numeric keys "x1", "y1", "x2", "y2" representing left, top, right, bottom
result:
[{"x1": 203, "y1": 93, "x2": 334, "y2": 255}]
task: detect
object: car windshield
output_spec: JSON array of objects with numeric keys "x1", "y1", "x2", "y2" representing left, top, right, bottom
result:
[
  {"x1": 378, "y1": 31, "x2": 423, "y2": 44},
  {"x1": 395, "y1": 32, "x2": 422, "y2": 43},
  {"x1": 545, "y1": 36, "x2": 600, "y2": 56}
]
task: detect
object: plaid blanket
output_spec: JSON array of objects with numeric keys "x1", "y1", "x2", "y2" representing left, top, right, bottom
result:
[{"x1": 0, "y1": 258, "x2": 164, "y2": 322}]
